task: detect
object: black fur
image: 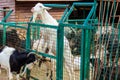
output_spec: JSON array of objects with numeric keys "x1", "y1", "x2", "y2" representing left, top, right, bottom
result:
[{"x1": 9, "y1": 50, "x2": 36, "y2": 74}]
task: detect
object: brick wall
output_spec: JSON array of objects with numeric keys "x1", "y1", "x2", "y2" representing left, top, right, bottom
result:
[
  {"x1": 0, "y1": 1, "x2": 69, "y2": 22},
  {"x1": 15, "y1": 2, "x2": 65, "y2": 22},
  {"x1": 0, "y1": 0, "x2": 15, "y2": 22}
]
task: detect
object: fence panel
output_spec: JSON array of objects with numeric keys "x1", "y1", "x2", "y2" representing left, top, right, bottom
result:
[
  {"x1": 91, "y1": 0, "x2": 120, "y2": 80},
  {"x1": 60, "y1": 2, "x2": 97, "y2": 80}
]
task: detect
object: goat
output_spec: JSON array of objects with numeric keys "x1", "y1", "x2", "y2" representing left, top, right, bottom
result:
[
  {"x1": 93, "y1": 26, "x2": 120, "y2": 80},
  {"x1": 31, "y1": 3, "x2": 75, "y2": 80},
  {"x1": 96, "y1": 26, "x2": 120, "y2": 66},
  {"x1": 0, "y1": 46, "x2": 37, "y2": 80}
]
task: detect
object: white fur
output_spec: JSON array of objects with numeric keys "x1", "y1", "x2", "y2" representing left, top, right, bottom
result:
[
  {"x1": 73, "y1": 56, "x2": 93, "y2": 70},
  {"x1": 0, "y1": 46, "x2": 15, "y2": 80},
  {"x1": 95, "y1": 26, "x2": 112, "y2": 40},
  {"x1": 31, "y1": 3, "x2": 75, "y2": 80},
  {"x1": 96, "y1": 26, "x2": 112, "y2": 35},
  {"x1": 73, "y1": 56, "x2": 81, "y2": 70},
  {"x1": 95, "y1": 45, "x2": 109, "y2": 62}
]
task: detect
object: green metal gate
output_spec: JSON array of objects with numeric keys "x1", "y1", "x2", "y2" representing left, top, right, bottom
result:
[
  {"x1": 90, "y1": 0, "x2": 120, "y2": 80},
  {"x1": 0, "y1": 1, "x2": 119, "y2": 80}
]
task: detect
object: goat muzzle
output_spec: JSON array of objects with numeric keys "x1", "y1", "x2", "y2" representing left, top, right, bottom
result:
[{"x1": 31, "y1": 7, "x2": 34, "y2": 12}]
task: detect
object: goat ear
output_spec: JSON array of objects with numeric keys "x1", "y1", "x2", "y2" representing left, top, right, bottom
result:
[{"x1": 44, "y1": 6, "x2": 52, "y2": 10}]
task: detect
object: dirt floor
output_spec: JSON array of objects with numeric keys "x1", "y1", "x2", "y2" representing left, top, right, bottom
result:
[
  {"x1": 0, "y1": 58, "x2": 119, "y2": 80},
  {"x1": 0, "y1": 63, "x2": 80, "y2": 80},
  {"x1": 30, "y1": 63, "x2": 80, "y2": 80},
  {"x1": 0, "y1": 68, "x2": 8, "y2": 80}
]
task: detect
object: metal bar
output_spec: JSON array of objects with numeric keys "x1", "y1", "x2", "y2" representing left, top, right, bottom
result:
[
  {"x1": 115, "y1": 17, "x2": 120, "y2": 80},
  {"x1": 3, "y1": 24, "x2": 6, "y2": 46},
  {"x1": 108, "y1": 0, "x2": 114, "y2": 24},
  {"x1": 68, "y1": 19, "x2": 98, "y2": 22},
  {"x1": 44, "y1": 4, "x2": 69, "y2": 8},
  {"x1": 98, "y1": 1, "x2": 106, "y2": 79},
  {"x1": 109, "y1": 2, "x2": 119, "y2": 80},
  {"x1": 26, "y1": 23, "x2": 31, "y2": 50},
  {"x1": 81, "y1": 3, "x2": 97, "y2": 79},
  {"x1": 73, "y1": 2, "x2": 95, "y2": 6},
  {"x1": 109, "y1": 1, "x2": 117, "y2": 80},
  {"x1": 29, "y1": 49, "x2": 56, "y2": 59},
  {"x1": 26, "y1": 24, "x2": 33, "y2": 80},
  {"x1": 28, "y1": 22, "x2": 58, "y2": 29},
  {"x1": 0, "y1": 22, "x2": 28, "y2": 25},
  {"x1": 102, "y1": 1, "x2": 106, "y2": 27},
  {"x1": 90, "y1": 30, "x2": 96, "y2": 80},
  {"x1": 62, "y1": 4, "x2": 74, "y2": 22},
  {"x1": 83, "y1": 3, "x2": 97, "y2": 25},
  {"x1": 61, "y1": 23, "x2": 94, "y2": 29},
  {"x1": 36, "y1": 26, "x2": 40, "y2": 39},
  {"x1": 84, "y1": 30, "x2": 91, "y2": 80},
  {"x1": 101, "y1": 1, "x2": 106, "y2": 45},
  {"x1": 56, "y1": 23, "x2": 64, "y2": 80},
  {"x1": 59, "y1": 7, "x2": 69, "y2": 22},
  {"x1": 1, "y1": 9, "x2": 13, "y2": 22},
  {"x1": 104, "y1": 0, "x2": 111, "y2": 25},
  {"x1": 1, "y1": 22, "x2": 27, "y2": 29},
  {"x1": 80, "y1": 30, "x2": 85, "y2": 80},
  {"x1": 26, "y1": 68, "x2": 30, "y2": 80}
]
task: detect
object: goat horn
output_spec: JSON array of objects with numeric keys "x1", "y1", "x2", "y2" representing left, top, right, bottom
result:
[
  {"x1": 27, "y1": 52, "x2": 35, "y2": 57},
  {"x1": 27, "y1": 52, "x2": 43, "y2": 59}
]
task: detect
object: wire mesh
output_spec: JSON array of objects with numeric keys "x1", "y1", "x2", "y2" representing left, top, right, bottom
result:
[
  {"x1": 0, "y1": 26, "x2": 27, "y2": 51},
  {"x1": 27, "y1": 4, "x2": 69, "y2": 80},
  {"x1": 29, "y1": 24, "x2": 57, "y2": 80},
  {"x1": 91, "y1": 0, "x2": 120, "y2": 80}
]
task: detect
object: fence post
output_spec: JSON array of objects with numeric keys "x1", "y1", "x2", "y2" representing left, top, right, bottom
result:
[
  {"x1": 84, "y1": 29, "x2": 92, "y2": 80},
  {"x1": 3, "y1": 23, "x2": 7, "y2": 46},
  {"x1": 56, "y1": 23, "x2": 64, "y2": 80},
  {"x1": 1, "y1": 9, "x2": 13, "y2": 22},
  {"x1": 80, "y1": 29, "x2": 85, "y2": 80},
  {"x1": 26, "y1": 23, "x2": 31, "y2": 50},
  {"x1": 26, "y1": 23, "x2": 31, "y2": 80},
  {"x1": 80, "y1": 29, "x2": 92, "y2": 80}
]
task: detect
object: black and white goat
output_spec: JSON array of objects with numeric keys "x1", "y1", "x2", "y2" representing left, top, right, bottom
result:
[{"x1": 0, "y1": 46, "x2": 36, "y2": 80}]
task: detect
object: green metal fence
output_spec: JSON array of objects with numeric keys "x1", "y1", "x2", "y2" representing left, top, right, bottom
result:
[
  {"x1": 90, "y1": 0, "x2": 120, "y2": 80},
  {"x1": 61, "y1": 2, "x2": 97, "y2": 80},
  {"x1": 0, "y1": 1, "x2": 119, "y2": 80}
]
